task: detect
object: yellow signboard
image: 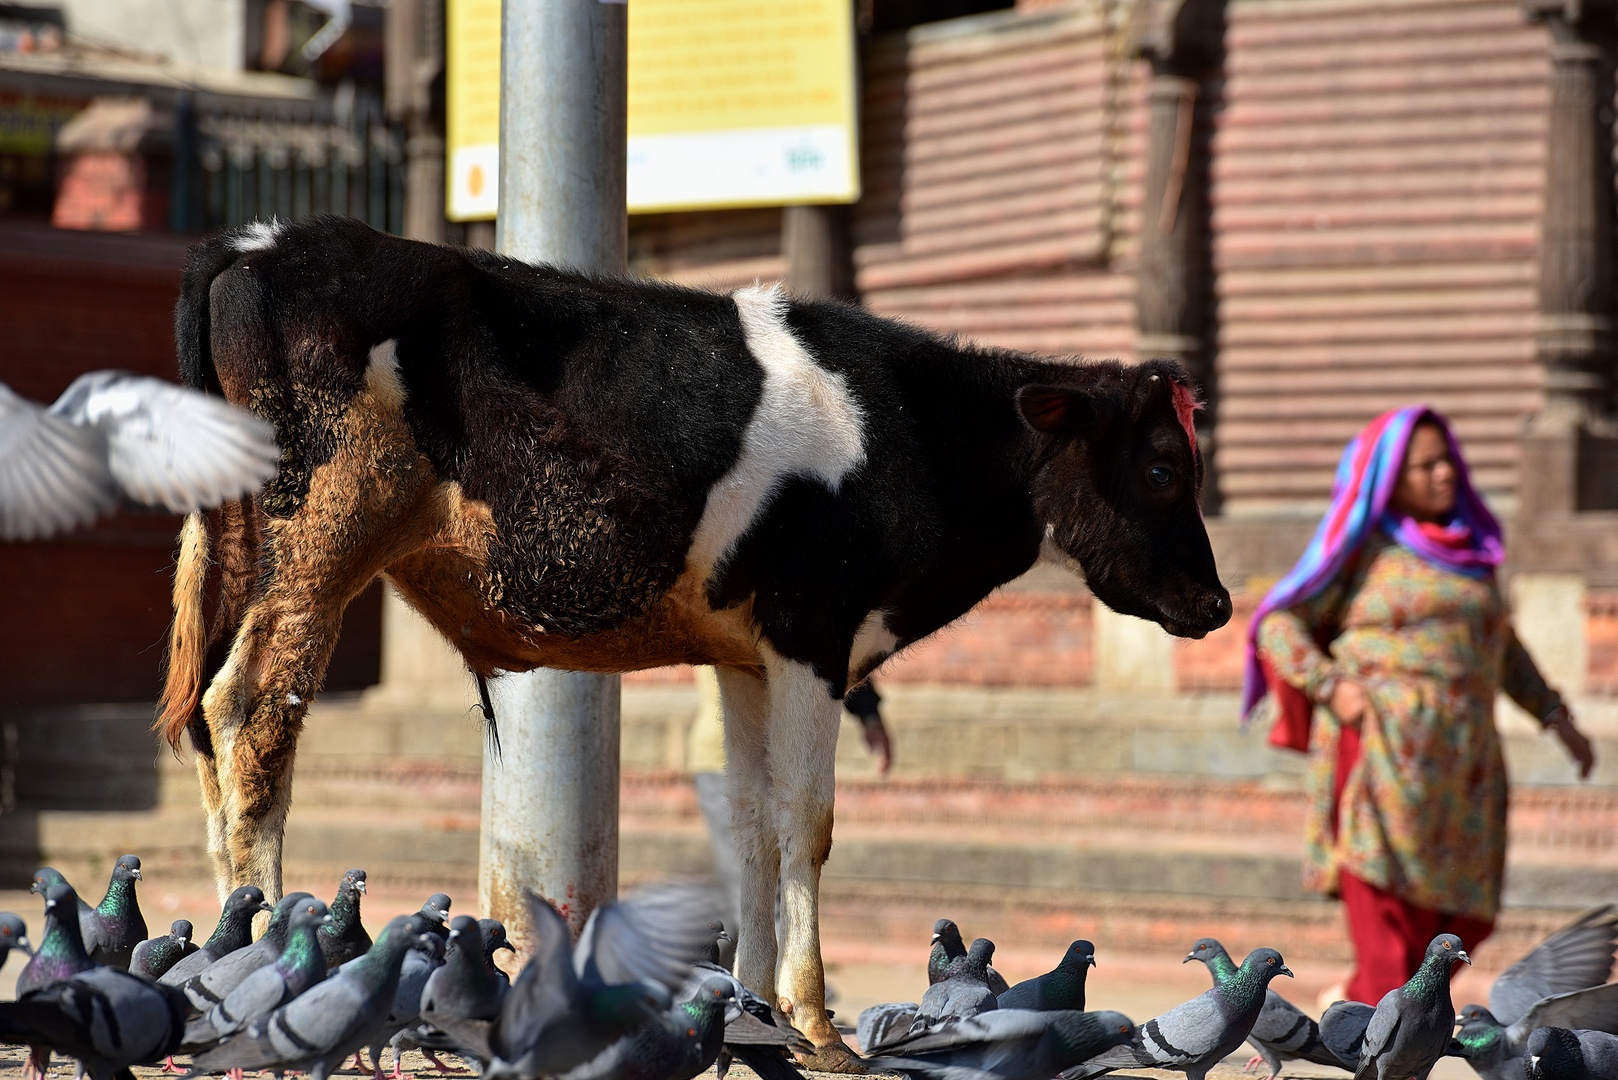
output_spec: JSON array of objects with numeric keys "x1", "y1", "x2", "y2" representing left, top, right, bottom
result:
[{"x1": 445, "y1": 0, "x2": 859, "y2": 221}]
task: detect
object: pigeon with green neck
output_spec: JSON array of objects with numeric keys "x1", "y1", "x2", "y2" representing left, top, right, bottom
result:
[
  {"x1": 15, "y1": 883, "x2": 97, "y2": 1080},
  {"x1": 1354, "y1": 934, "x2": 1471, "y2": 1080},
  {"x1": 931, "y1": 920, "x2": 1010, "y2": 996},
  {"x1": 160, "y1": 885, "x2": 272, "y2": 986},
  {"x1": 554, "y1": 976, "x2": 737, "y2": 1080},
  {"x1": 1185, "y1": 936, "x2": 1350, "y2": 1077},
  {"x1": 182, "y1": 896, "x2": 333, "y2": 1050},
  {"x1": 1063, "y1": 947, "x2": 1295, "y2": 1080},
  {"x1": 132, "y1": 920, "x2": 198, "y2": 981},
  {"x1": 80, "y1": 854, "x2": 146, "y2": 970},
  {"x1": 191, "y1": 913, "x2": 434, "y2": 1080},
  {"x1": 178, "y1": 891, "x2": 316, "y2": 1012},
  {"x1": 320, "y1": 868, "x2": 372, "y2": 968},
  {"x1": 998, "y1": 941, "x2": 1095, "y2": 1012}
]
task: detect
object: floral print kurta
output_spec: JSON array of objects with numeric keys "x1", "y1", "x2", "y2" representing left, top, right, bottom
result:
[{"x1": 1256, "y1": 531, "x2": 1563, "y2": 921}]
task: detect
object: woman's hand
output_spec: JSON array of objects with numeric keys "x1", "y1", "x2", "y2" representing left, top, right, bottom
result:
[
  {"x1": 1546, "y1": 707, "x2": 1596, "y2": 780},
  {"x1": 1328, "y1": 679, "x2": 1369, "y2": 727}
]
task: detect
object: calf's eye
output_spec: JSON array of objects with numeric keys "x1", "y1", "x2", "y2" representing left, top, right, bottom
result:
[{"x1": 1148, "y1": 466, "x2": 1173, "y2": 488}]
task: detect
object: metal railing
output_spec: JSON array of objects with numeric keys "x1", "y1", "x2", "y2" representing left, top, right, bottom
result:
[{"x1": 171, "y1": 84, "x2": 404, "y2": 235}]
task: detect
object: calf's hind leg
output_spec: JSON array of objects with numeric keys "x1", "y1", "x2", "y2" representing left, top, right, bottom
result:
[{"x1": 716, "y1": 667, "x2": 780, "y2": 999}]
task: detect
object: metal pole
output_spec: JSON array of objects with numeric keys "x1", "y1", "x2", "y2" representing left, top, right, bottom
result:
[{"x1": 481, "y1": 0, "x2": 626, "y2": 941}]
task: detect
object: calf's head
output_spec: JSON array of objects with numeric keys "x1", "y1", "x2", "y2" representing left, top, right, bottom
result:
[{"x1": 1018, "y1": 359, "x2": 1231, "y2": 639}]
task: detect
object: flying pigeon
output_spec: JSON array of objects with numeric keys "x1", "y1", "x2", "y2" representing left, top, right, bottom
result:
[
  {"x1": 998, "y1": 940, "x2": 1095, "y2": 1012},
  {"x1": 1452, "y1": 988, "x2": 1618, "y2": 1080},
  {"x1": 131, "y1": 920, "x2": 198, "y2": 982},
  {"x1": 1354, "y1": 934, "x2": 1471, "y2": 1080},
  {"x1": 0, "y1": 964, "x2": 190, "y2": 1080},
  {"x1": 554, "y1": 976, "x2": 737, "y2": 1080},
  {"x1": 319, "y1": 868, "x2": 373, "y2": 968},
  {"x1": 182, "y1": 896, "x2": 332, "y2": 1050},
  {"x1": 178, "y1": 891, "x2": 316, "y2": 1011},
  {"x1": 915, "y1": 938, "x2": 1002, "y2": 1028},
  {"x1": 1525, "y1": 1026, "x2": 1618, "y2": 1080},
  {"x1": 0, "y1": 913, "x2": 31, "y2": 968},
  {"x1": 866, "y1": 1008, "x2": 1139, "y2": 1080},
  {"x1": 1184, "y1": 936, "x2": 1349, "y2": 1077},
  {"x1": 191, "y1": 912, "x2": 434, "y2": 1080},
  {"x1": 931, "y1": 919, "x2": 1011, "y2": 996},
  {"x1": 1493, "y1": 908, "x2": 1618, "y2": 1026},
  {"x1": 76, "y1": 854, "x2": 146, "y2": 971},
  {"x1": 0, "y1": 371, "x2": 279, "y2": 541},
  {"x1": 1063, "y1": 948, "x2": 1295, "y2": 1080},
  {"x1": 160, "y1": 884, "x2": 272, "y2": 986},
  {"x1": 427, "y1": 882, "x2": 722, "y2": 1079}
]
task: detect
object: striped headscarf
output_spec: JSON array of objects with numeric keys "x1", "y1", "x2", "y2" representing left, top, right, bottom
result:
[{"x1": 1241, "y1": 406, "x2": 1504, "y2": 730}]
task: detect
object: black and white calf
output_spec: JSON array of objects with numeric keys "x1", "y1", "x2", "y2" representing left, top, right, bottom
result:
[{"x1": 159, "y1": 216, "x2": 1231, "y2": 1067}]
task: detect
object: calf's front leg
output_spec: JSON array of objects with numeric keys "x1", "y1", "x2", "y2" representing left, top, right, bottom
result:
[{"x1": 716, "y1": 667, "x2": 781, "y2": 1001}]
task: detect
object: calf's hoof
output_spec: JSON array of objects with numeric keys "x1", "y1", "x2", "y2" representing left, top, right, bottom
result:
[{"x1": 794, "y1": 1039, "x2": 866, "y2": 1074}]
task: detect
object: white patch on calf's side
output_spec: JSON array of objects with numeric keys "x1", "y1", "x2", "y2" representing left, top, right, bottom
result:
[
  {"x1": 364, "y1": 339, "x2": 407, "y2": 414},
  {"x1": 687, "y1": 285, "x2": 866, "y2": 574},
  {"x1": 849, "y1": 609, "x2": 898, "y2": 683},
  {"x1": 231, "y1": 220, "x2": 283, "y2": 253}
]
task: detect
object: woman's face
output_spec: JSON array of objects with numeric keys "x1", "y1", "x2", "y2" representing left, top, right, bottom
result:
[{"x1": 1391, "y1": 422, "x2": 1457, "y2": 522}]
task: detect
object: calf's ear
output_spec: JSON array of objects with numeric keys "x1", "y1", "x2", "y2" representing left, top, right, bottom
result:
[{"x1": 1016, "y1": 385, "x2": 1097, "y2": 435}]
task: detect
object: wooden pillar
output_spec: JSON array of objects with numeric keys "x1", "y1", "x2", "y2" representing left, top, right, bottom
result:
[
  {"x1": 1521, "y1": 1, "x2": 1618, "y2": 513},
  {"x1": 783, "y1": 204, "x2": 856, "y2": 300},
  {"x1": 1133, "y1": 0, "x2": 1224, "y2": 510},
  {"x1": 386, "y1": 0, "x2": 446, "y2": 244}
]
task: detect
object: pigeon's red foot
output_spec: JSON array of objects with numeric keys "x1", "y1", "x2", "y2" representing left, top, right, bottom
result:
[
  {"x1": 1244, "y1": 1055, "x2": 1264, "y2": 1073},
  {"x1": 423, "y1": 1050, "x2": 466, "y2": 1074},
  {"x1": 161, "y1": 1056, "x2": 186, "y2": 1074}
]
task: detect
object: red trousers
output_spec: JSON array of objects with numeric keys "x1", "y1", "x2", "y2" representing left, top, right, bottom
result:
[{"x1": 1335, "y1": 724, "x2": 1494, "y2": 1005}]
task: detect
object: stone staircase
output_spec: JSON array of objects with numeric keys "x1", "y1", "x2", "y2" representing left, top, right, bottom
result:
[{"x1": 3, "y1": 682, "x2": 1615, "y2": 979}]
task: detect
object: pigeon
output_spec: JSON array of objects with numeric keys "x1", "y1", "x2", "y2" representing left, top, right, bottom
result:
[
  {"x1": 1452, "y1": 988, "x2": 1618, "y2": 1080},
  {"x1": 159, "y1": 884, "x2": 272, "y2": 986},
  {"x1": 1063, "y1": 948, "x2": 1296, "y2": 1080},
  {"x1": 702, "y1": 920, "x2": 735, "y2": 969},
  {"x1": 191, "y1": 912, "x2": 433, "y2": 1080},
  {"x1": 421, "y1": 893, "x2": 454, "y2": 939},
  {"x1": 427, "y1": 882, "x2": 722, "y2": 1079},
  {"x1": 1525, "y1": 1026, "x2": 1618, "y2": 1080},
  {"x1": 181, "y1": 896, "x2": 333, "y2": 1050},
  {"x1": 915, "y1": 938, "x2": 1002, "y2": 1028},
  {"x1": 0, "y1": 912, "x2": 31, "y2": 968},
  {"x1": 1321, "y1": 1000, "x2": 1376, "y2": 1065},
  {"x1": 676, "y1": 964, "x2": 806, "y2": 1080},
  {"x1": 131, "y1": 919, "x2": 198, "y2": 982},
  {"x1": 553, "y1": 976, "x2": 736, "y2": 1080},
  {"x1": 319, "y1": 868, "x2": 372, "y2": 968},
  {"x1": 0, "y1": 371, "x2": 279, "y2": 541},
  {"x1": 372, "y1": 932, "x2": 451, "y2": 1078},
  {"x1": 860, "y1": 1001, "x2": 923, "y2": 1055},
  {"x1": 479, "y1": 917, "x2": 517, "y2": 988},
  {"x1": 1354, "y1": 934, "x2": 1471, "y2": 1080},
  {"x1": 0, "y1": 964, "x2": 190, "y2": 1080},
  {"x1": 421, "y1": 915, "x2": 509, "y2": 1021},
  {"x1": 77, "y1": 854, "x2": 147, "y2": 970},
  {"x1": 30, "y1": 868, "x2": 96, "y2": 946},
  {"x1": 931, "y1": 919, "x2": 1011, "y2": 996},
  {"x1": 997, "y1": 941, "x2": 1095, "y2": 1012},
  {"x1": 866, "y1": 1008, "x2": 1139, "y2": 1080},
  {"x1": 17, "y1": 884, "x2": 94, "y2": 997},
  {"x1": 1184, "y1": 936, "x2": 1348, "y2": 1077},
  {"x1": 177, "y1": 891, "x2": 316, "y2": 1011}
]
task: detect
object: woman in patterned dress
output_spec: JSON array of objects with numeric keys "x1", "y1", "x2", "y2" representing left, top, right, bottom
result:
[{"x1": 1242, "y1": 407, "x2": 1595, "y2": 1005}]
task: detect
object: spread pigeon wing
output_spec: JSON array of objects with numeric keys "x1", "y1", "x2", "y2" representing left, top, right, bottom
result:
[
  {"x1": 1492, "y1": 906, "x2": 1618, "y2": 1027},
  {"x1": 1507, "y1": 983, "x2": 1618, "y2": 1047},
  {"x1": 574, "y1": 881, "x2": 721, "y2": 993},
  {"x1": 0, "y1": 384, "x2": 114, "y2": 541},
  {"x1": 50, "y1": 372, "x2": 278, "y2": 513},
  {"x1": 489, "y1": 895, "x2": 578, "y2": 1061}
]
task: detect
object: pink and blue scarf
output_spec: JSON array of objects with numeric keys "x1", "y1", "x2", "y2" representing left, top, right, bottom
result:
[{"x1": 1241, "y1": 406, "x2": 1504, "y2": 744}]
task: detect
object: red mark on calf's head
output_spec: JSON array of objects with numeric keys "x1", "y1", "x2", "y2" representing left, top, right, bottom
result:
[{"x1": 1170, "y1": 380, "x2": 1203, "y2": 466}]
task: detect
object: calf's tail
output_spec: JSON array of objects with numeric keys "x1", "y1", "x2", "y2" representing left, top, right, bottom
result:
[{"x1": 157, "y1": 512, "x2": 212, "y2": 752}]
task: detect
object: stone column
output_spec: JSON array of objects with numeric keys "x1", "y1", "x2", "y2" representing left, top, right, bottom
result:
[
  {"x1": 1521, "y1": 2, "x2": 1618, "y2": 512},
  {"x1": 783, "y1": 204, "x2": 856, "y2": 300}
]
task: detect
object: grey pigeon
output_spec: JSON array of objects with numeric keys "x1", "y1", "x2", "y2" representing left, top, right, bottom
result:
[
  {"x1": 191, "y1": 912, "x2": 433, "y2": 1080},
  {"x1": 160, "y1": 885, "x2": 272, "y2": 986},
  {"x1": 131, "y1": 920, "x2": 198, "y2": 982},
  {"x1": 866, "y1": 1008, "x2": 1138, "y2": 1080},
  {"x1": 319, "y1": 868, "x2": 372, "y2": 968},
  {"x1": 178, "y1": 891, "x2": 316, "y2": 1011},
  {"x1": 915, "y1": 938, "x2": 1001, "y2": 1028},
  {"x1": 479, "y1": 917, "x2": 517, "y2": 988},
  {"x1": 0, "y1": 965, "x2": 189, "y2": 1080},
  {"x1": 554, "y1": 976, "x2": 736, "y2": 1080},
  {"x1": 860, "y1": 1001, "x2": 922, "y2": 1055},
  {"x1": 428, "y1": 882, "x2": 722, "y2": 1079},
  {"x1": 1452, "y1": 988, "x2": 1618, "y2": 1080},
  {"x1": 1063, "y1": 947, "x2": 1295, "y2": 1080},
  {"x1": 997, "y1": 940, "x2": 1095, "y2": 1012},
  {"x1": 421, "y1": 892, "x2": 454, "y2": 939},
  {"x1": 0, "y1": 913, "x2": 31, "y2": 968},
  {"x1": 0, "y1": 371, "x2": 278, "y2": 541},
  {"x1": 1184, "y1": 935, "x2": 1347, "y2": 1077},
  {"x1": 422, "y1": 915, "x2": 509, "y2": 1020},
  {"x1": 1321, "y1": 1000, "x2": 1376, "y2": 1065},
  {"x1": 1354, "y1": 934, "x2": 1471, "y2": 1080},
  {"x1": 369, "y1": 928, "x2": 447, "y2": 1075},
  {"x1": 1526, "y1": 1026, "x2": 1618, "y2": 1080},
  {"x1": 78, "y1": 854, "x2": 146, "y2": 971},
  {"x1": 181, "y1": 896, "x2": 332, "y2": 1050},
  {"x1": 931, "y1": 919, "x2": 1010, "y2": 996}
]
